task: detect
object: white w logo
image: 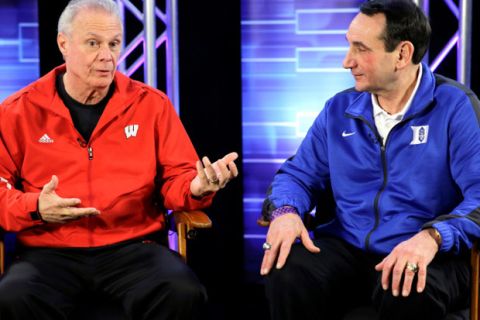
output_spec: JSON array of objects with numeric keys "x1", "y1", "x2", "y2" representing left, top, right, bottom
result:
[{"x1": 124, "y1": 124, "x2": 139, "y2": 138}]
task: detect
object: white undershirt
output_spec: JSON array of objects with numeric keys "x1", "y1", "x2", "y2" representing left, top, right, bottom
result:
[{"x1": 372, "y1": 64, "x2": 423, "y2": 143}]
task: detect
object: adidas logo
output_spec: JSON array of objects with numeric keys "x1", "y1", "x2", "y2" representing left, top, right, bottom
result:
[{"x1": 38, "y1": 134, "x2": 54, "y2": 143}]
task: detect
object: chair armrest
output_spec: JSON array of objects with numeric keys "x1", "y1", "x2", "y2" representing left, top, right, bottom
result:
[
  {"x1": 172, "y1": 210, "x2": 212, "y2": 230},
  {"x1": 257, "y1": 217, "x2": 270, "y2": 227},
  {"x1": 171, "y1": 210, "x2": 212, "y2": 262}
]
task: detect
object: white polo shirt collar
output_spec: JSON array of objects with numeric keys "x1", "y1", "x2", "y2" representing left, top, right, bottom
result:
[{"x1": 372, "y1": 64, "x2": 423, "y2": 142}]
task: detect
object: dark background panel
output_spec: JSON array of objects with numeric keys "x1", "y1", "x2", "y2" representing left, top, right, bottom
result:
[
  {"x1": 38, "y1": 0, "x2": 65, "y2": 75},
  {"x1": 429, "y1": 0, "x2": 479, "y2": 95},
  {"x1": 176, "y1": 1, "x2": 246, "y2": 319}
]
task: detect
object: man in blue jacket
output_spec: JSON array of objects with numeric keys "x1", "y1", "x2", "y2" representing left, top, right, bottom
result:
[{"x1": 261, "y1": 0, "x2": 480, "y2": 319}]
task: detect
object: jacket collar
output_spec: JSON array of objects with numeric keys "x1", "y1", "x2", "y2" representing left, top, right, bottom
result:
[{"x1": 25, "y1": 65, "x2": 145, "y2": 135}]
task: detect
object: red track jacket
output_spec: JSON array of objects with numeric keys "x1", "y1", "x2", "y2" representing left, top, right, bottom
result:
[{"x1": 0, "y1": 65, "x2": 213, "y2": 247}]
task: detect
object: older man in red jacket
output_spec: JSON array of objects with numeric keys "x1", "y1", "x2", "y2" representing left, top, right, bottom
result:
[{"x1": 0, "y1": 0, "x2": 238, "y2": 319}]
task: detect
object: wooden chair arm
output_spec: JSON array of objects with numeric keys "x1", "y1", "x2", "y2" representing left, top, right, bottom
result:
[
  {"x1": 172, "y1": 210, "x2": 212, "y2": 229},
  {"x1": 256, "y1": 217, "x2": 270, "y2": 227},
  {"x1": 171, "y1": 210, "x2": 212, "y2": 262}
]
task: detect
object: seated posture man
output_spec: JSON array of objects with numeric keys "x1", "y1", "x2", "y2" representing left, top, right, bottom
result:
[
  {"x1": 0, "y1": 0, "x2": 238, "y2": 319},
  {"x1": 261, "y1": 1, "x2": 480, "y2": 319}
]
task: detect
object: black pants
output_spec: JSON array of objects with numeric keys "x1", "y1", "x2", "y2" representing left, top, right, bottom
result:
[
  {"x1": 265, "y1": 237, "x2": 470, "y2": 320},
  {"x1": 0, "y1": 239, "x2": 206, "y2": 320}
]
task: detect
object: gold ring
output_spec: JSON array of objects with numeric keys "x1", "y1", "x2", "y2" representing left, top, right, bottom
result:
[
  {"x1": 405, "y1": 262, "x2": 419, "y2": 273},
  {"x1": 208, "y1": 178, "x2": 219, "y2": 184}
]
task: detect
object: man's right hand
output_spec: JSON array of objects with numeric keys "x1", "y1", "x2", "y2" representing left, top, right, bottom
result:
[
  {"x1": 260, "y1": 213, "x2": 320, "y2": 275},
  {"x1": 38, "y1": 175, "x2": 100, "y2": 223}
]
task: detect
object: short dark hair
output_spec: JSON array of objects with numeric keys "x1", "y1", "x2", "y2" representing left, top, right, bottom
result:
[{"x1": 360, "y1": 0, "x2": 431, "y2": 64}]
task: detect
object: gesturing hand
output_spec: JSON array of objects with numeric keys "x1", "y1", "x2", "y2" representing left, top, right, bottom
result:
[
  {"x1": 190, "y1": 152, "x2": 239, "y2": 197},
  {"x1": 38, "y1": 175, "x2": 100, "y2": 223}
]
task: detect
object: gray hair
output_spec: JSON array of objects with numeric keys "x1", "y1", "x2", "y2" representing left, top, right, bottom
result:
[{"x1": 58, "y1": 0, "x2": 122, "y2": 35}]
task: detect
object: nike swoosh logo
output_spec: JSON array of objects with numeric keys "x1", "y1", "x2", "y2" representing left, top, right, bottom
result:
[{"x1": 342, "y1": 130, "x2": 356, "y2": 137}]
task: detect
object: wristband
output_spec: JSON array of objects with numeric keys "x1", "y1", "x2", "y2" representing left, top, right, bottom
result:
[
  {"x1": 271, "y1": 206, "x2": 298, "y2": 220},
  {"x1": 428, "y1": 228, "x2": 442, "y2": 247}
]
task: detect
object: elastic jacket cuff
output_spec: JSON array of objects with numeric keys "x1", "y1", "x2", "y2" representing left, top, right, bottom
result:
[{"x1": 271, "y1": 206, "x2": 299, "y2": 221}]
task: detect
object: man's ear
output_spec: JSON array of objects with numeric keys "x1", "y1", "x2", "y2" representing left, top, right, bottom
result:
[
  {"x1": 395, "y1": 41, "x2": 414, "y2": 69},
  {"x1": 57, "y1": 33, "x2": 68, "y2": 58}
]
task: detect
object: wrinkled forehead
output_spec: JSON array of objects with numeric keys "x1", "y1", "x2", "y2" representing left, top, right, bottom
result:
[{"x1": 70, "y1": 8, "x2": 123, "y2": 37}]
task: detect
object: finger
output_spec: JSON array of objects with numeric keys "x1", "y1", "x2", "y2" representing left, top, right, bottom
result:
[
  {"x1": 213, "y1": 158, "x2": 239, "y2": 188},
  {"x1": 261, "y1": 240, "x2": 279, "y2": 275},
  {"x1": 222, "y1": 152, "x2": 238, "y2": 163},
  {"x1": 57, "y1": 197, "x2": 82, "y2": 208},
  {"x1": 275, "y1": 241, "x2": 292, "y2": 269},
  {"x1": 52, "y1": 208, "x2": 100, "y2": 221},
  {"x1": 390, "y1": 261, "x2": 406, "y2": 297},
  {"x1": 227, "y1": 160, "x2": 239, "y2": 178},
  {"x1": 42, "y1": 175, "x2": 58, "y2": 193},
  {"x1": 68, "y1": 207, "x2": 101, "y2": 218},
  {"x1": 379, "y1": 258, "x2": 393, "y2": 291},
  {"x1": 402, "y1": 266, "x2": 416, "y2": 296},
  {"x1": 40, "y1": 208, "x2": 99, "y2": 224},
  {"x1": 374, "y1": 259, "x2": 385, "y2": 272},
  {"x1": 300, "y1": 228, "x2": 320, "y2": 253},
  {"x1": 202, "y1": 156, "x2": 218, "y2": 182},
  {"x1": 211, "y1": 152, "x2": 238, "y2": 177},
  {"x1": 215, "y1": 160, "x2": 230, "y2": 188},
  {"x1": 261, "y1": 239, "x2": 279, "y2": 274},
  {"x1": 416, "y1": 263, "x2": 427, "y2": 293},
  {"x1": 195, "y1": 160, "x2": 208, "y2": 181}
]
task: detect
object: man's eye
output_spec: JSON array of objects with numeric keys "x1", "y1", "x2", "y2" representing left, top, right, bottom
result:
[{"x1": 88, "y1": 40, "x2": 98, "y2": 47}]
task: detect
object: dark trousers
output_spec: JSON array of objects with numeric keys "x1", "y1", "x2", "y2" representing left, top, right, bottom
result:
[
  {"x1": 265, "y1": 237, "x2": 470, "y2": 320},
  {"x1": 0, "y1": 239, "x2": 206, "y2": 320}
]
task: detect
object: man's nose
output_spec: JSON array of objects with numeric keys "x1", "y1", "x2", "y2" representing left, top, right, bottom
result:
[
  {"x1": 342, "y1": 49, "x2": 354, "y2": 69},
  {"x1": 97, "y1": 46, "x2": 113, "y2": 61}
]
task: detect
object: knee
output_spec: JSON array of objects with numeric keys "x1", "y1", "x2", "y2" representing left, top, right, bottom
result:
[
  {"x1": 127, "y1": 276, "x2": 207, "y2": 319},
  {"x1": 0, "y1": 277, "x2": 33, "y2": 311},
  {"x1": 264, "y1": 254, "x2": 313, "y2": 299},
  {"x1": 265, "y1": 266, "x2": 299, "y2": 293},
  {"x1": 373, "y1": 287, "x2": 445, "y2": 320},
  {"x1": 166, "y1": 276, "x2": 207, "y2": 305}
]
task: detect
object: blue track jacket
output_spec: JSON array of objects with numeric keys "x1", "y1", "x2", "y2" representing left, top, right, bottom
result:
[{"x1": 263, "y1": 63, "x2": 480, "y2": 255}]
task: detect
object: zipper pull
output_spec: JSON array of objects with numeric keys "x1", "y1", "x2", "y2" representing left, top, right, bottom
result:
[{"x1": 88, "y1": 146, "x2": 94, "y2": 160}]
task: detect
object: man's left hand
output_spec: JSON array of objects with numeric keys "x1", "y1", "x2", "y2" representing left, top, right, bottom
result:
[
  {"x1": 190, "y1": 152, "x2": 239, "y2": 197},
  {"x1": 374, "y1": 229, "x2": 439, "y2": 297}
]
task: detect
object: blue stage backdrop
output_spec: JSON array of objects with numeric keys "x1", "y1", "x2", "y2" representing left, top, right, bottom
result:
[
  {"x1": 0, "y1": 0, "x2": 39, "y2": 102},
  {"x1": 241, "y1": 0, "x2": 360, "y2": 281},
  {"x1": 0, "y1": 0, "x2": 39, "y2": 261}
]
